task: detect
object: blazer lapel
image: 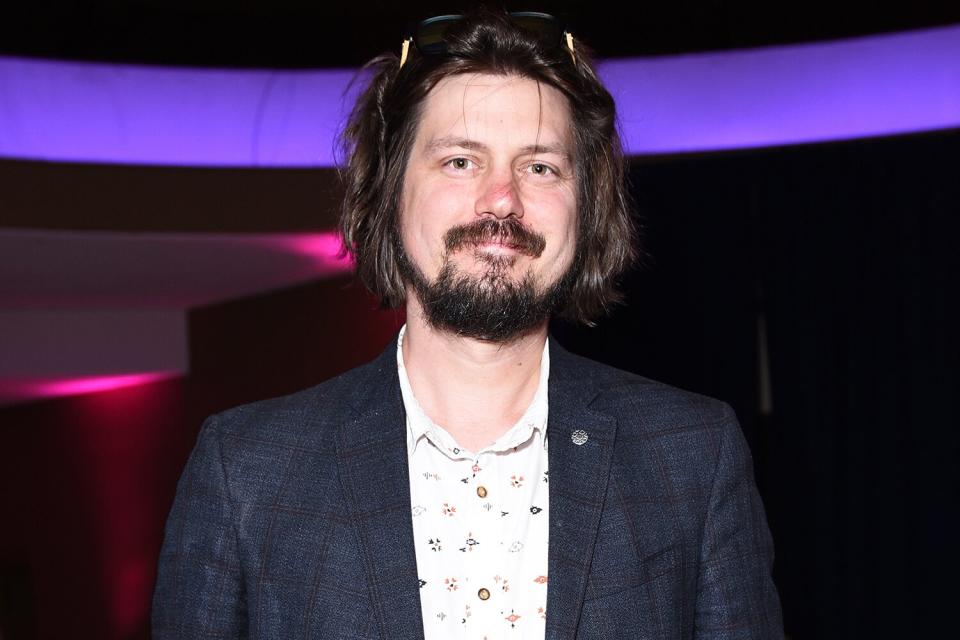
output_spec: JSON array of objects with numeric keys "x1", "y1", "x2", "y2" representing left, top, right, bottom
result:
[
  {"x1": 335, "y1": 341, "x2": 425, "y2": 640},
  {"x1": 546, "y1": 341, "x2": 619, "y2": 640}
]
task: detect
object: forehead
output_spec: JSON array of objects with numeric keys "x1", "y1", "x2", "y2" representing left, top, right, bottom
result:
[{"x1": 414, "y1": 73, "x2": 573, "y2": 151}]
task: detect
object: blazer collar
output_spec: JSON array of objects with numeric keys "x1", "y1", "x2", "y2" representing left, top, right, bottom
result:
[
  {"x1": 545, "y1": 340, "x2": 619, "y2": 640},
  {"x1": 336, "y1": 338, "x2": 425, "y2": 640},
  {"x1": 335, "y1": 336, "x2": 617, "y2": 640}
]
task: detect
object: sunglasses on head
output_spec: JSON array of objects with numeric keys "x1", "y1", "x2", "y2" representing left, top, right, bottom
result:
[{"x1": 399, "y1": 11, "x2": 576, "y2": 69}]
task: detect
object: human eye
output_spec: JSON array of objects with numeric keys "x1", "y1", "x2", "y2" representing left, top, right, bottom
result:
[
  {"x1": 444, "y1": 157, "x2": 476, "y2": 171},
  {"x1": 524, "y1": 162, "x2": 560, "y2": 179}
]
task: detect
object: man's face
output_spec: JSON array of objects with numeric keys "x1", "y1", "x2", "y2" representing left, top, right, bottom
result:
[{"x1": 398, "y1": 73, "x2": 578, "y2": 341}]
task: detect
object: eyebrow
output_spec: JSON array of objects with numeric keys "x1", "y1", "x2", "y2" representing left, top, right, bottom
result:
[{"x1": 424, "y1": 135, "x2": 570, "y2": 159}]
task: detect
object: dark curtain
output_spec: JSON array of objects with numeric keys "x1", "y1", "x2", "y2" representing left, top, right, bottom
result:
[{"x1": 553, "y1": 129, "x2": 959, "y2": 638}]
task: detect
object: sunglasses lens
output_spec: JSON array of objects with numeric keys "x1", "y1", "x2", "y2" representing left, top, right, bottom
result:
[
  {"x1": 413, "y1": 13, "x2": 563, "y2": 58},
  {"x1": 416, "y1": 15, "x2": 462, "y2": 56},
  {"x1": 510, "y1": 12, "x2": 562, "y2": 47}
]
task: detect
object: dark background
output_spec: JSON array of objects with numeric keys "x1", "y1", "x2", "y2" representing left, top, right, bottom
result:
[
  {"x1": 5, "y1": 1, "x2": 960, "y2": 68},
  {"x1": 1, "y1": 1, "x2": 958, "y2": 638}
]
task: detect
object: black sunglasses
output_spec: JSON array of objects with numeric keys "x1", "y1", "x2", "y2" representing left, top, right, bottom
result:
[{"x1": 399, "y1": 12, "x2": 576, "y2": 68}]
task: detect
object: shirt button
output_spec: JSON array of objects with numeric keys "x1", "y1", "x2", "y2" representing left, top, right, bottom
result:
[
  {"x1": 476, "y1": 485, "x2": 488, "y2": 498},
  {"x1": 478, "y1": 588, "x2": 490, "y2": 601}
]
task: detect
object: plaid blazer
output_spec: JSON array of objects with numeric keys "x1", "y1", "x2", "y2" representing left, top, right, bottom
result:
[{"x1": 153, "y1": 338, "x2": 782, "y2": 639}]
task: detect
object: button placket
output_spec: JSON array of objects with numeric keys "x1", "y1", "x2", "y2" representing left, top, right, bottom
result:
[
  {"x1": 459, "y1": 452, "x2": 484, "y2": 613},
  {"x1": 470, "y1": 450, "x2": 498, "y2": 623}
]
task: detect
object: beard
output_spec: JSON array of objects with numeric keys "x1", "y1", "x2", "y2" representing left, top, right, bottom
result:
[{"x1": 397, "y1": 218, "x2": 577, "y2": 343}]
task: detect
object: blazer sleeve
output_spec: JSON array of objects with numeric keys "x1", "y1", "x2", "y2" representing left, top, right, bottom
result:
[
  {"x1": 694, "y1": 404, "x2": 783, "y2": 639},
  {"x1": 152, "y1": 415, "x2": 248, "y2": 638}
]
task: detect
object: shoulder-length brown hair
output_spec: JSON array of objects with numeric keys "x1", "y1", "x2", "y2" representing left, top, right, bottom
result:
[{"x1": 339, "y1": 8, "x2": 637, "y2": 324}]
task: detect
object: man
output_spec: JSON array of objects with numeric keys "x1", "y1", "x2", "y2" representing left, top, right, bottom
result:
[{"x1": 153, "y1": 9, "x2": 782, "y2": 639}]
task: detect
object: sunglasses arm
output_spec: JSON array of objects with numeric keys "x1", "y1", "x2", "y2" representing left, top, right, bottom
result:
[
  {"x1": 399, "y1": 37, "x2": 412, "y2": 69},
  {"x1": 565, "y1": 32, "x2": 576, "y2": 64}
]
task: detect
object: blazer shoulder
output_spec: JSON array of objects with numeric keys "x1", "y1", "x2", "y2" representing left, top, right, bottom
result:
[
  {"x1": 204, "y1": 353, "x2": 389, "y2": 451},
  {"x1": 554, "y1": 346, "x2": 736, "y2": 434}
]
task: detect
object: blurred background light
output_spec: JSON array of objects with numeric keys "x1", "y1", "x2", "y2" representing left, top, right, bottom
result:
[{"x1": 1, "y1": 24, "x2": 957, "y2": 166}]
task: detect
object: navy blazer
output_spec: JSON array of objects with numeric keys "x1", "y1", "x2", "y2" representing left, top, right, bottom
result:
[{"x1": 153, "y1": 339, "x2": 782, "y2": 639}]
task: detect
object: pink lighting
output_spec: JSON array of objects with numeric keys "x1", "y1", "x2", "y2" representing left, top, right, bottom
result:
[
  {"x1": 111, "y1": 556, "x2": 153, "y2": 637},
  {"x1": 0, "y1": 229, "x2": 355, "y2": 311},
  {"x1": 0, "y1": 372, "x2": 181, "y2": 405},
  {"x1": 263, "y1": 231, "x2": 354, "y2": 269}
]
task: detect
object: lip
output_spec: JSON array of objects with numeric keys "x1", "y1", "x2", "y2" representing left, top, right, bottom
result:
[{"x1": 473, "y1": 239, "x2": 524, "y2": 255}]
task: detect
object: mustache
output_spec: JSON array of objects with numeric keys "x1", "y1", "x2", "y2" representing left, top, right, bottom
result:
[{"x1": 443, "y1": 218, "x2": 546, "y2": 258}]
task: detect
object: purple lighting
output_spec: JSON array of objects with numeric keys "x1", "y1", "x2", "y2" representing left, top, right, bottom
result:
[
  {"x1": 0, "y1": 25, "x2": 958, "y2": 166},
  {"x1": 0, "y1": 60, "x2": 361, "y2": 167},
  {"x1": 605, "y1": 25, "x2": 960, "y2": 154}
]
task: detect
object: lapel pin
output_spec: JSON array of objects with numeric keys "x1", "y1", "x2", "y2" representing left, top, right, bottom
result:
[{"x1": 571, "y1": 429, "x2": 589, "y2": 446}]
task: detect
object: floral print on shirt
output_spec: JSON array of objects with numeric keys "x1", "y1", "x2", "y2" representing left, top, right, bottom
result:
[{"x1": 399, "y1": 325, "x2": 550, "y2": 640}]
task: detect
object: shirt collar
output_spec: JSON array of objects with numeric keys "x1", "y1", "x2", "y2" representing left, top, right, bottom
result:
[{"x1": 396, "y1": 324, "x2": 550, "y2": 459}]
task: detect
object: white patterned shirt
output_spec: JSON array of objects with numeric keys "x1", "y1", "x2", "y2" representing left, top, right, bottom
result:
[{"x1": 398, "y1": 326, "x2": 550, "y2": 639}]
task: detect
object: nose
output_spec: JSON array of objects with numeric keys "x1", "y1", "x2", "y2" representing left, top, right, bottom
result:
[{"x1": 475, "y1": 170, "x2": 524, "y2": 220}]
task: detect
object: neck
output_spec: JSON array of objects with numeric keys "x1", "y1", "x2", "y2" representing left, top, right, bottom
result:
[{"x1": 402, "y1": 295, "x2": 547, "y2": 453}]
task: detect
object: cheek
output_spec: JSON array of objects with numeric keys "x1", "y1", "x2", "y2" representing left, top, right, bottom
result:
[
  {"x1": 413, "y1": 183, "x2": 470, "y2": 230},
  {"x1": 542, "y1": 196, "x2": 578, "y2": 261},
  {"x1": 400, "y1": 182, "x2": 464, "y2": 269},
  {"x1": 554, "y1": 231, "x2": 578, "y2": 273}
]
